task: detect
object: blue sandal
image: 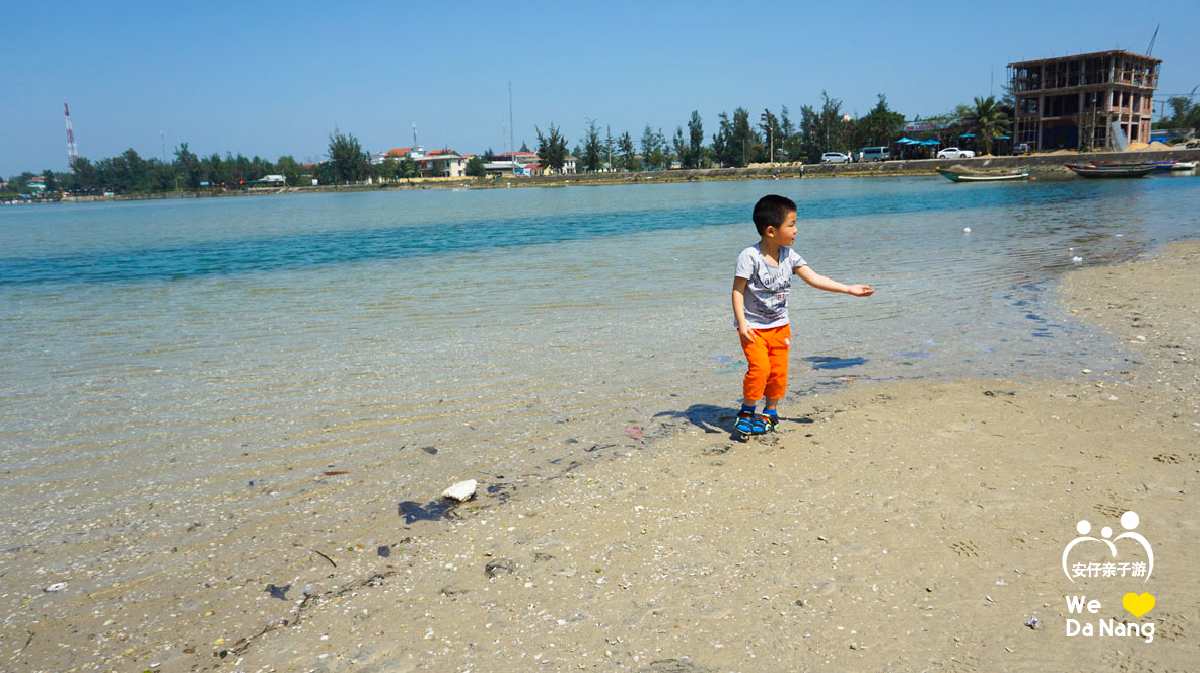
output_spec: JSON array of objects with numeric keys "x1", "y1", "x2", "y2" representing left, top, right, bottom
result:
[
  {"x1": 735, "y1": 410, "x2": 757, "y2": 435},
  {"x1": 760, "y1": 413, "x2": 778, "y2": 433}
]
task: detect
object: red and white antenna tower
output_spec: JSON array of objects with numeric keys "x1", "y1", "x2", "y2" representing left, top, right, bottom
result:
[{"x1": 64, "y1": 103, "x2": 79, "y2": 167}]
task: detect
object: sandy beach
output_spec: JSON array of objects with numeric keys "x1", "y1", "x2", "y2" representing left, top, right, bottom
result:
[{"x1": 3, "y1": 238, "x2": 1198, "y2": 671}]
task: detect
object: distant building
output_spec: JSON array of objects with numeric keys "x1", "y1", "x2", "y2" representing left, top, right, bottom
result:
[
  {"x1": 26, "y1": 176, "x2": 46, "y2": 193},
  {"x1": 488, "y1": 152, "x2": 577, "y2": 175},
  {"x1": 418, "y1": 149, "x2": 467, "y2": 178},
  {"x1": 1008, "y1": 50, "x2": 1161, "y2": 151},
  {"x1": 383, "y1": 146, "x2": 426, "y2": 162},
  {"x1": 492, "y1": 151, "x2": 540, "y2": 165}
]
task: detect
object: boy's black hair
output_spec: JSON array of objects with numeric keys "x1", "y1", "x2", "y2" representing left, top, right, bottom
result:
[{"x1": 752, "y1": 194, "x2": 797, "y2": 236}]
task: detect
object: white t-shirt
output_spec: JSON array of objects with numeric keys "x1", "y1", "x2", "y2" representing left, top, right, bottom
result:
[{"x1": 734, "y1": 244, "x2": 807, "y2": 329}]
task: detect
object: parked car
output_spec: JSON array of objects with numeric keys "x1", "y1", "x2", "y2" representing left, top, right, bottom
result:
[
  {"x1": 1013, "y1": 143, "x2": 1030, "y2": 156},
  {"x1": 820, "y1": 152, "x2": 850, "y2": 164},
  {"x1": 937, "y1": 147, "x2": 976, "y2": 159},
  {"x1": 859, "y1": 146, "x2": 890, "y2": 162}
]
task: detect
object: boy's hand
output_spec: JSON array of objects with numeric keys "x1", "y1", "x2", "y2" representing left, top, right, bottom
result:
[
  {"x1": 737, "y1": 324, "x2": 757, "y2": 345},
  {"x1": 846, "y1": 284, "x2": 874, "y2": 297}
]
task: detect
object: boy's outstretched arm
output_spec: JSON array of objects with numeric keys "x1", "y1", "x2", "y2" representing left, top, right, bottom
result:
[
  {"x1": 731, "y1": 276, "x2": 757, "y2": 344},
  {"x1": 796, "y1": 264, "x2": 874, "y2": 296}
]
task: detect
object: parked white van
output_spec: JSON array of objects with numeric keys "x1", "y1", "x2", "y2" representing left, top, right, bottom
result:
[{"x1": 858, "y1": 146, "x2": 890, "y2": 162}]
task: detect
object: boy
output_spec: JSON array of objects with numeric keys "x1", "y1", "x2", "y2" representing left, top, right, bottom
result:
[{"x1": 732, "y1": 194, "x2": 874, "y2": 436}]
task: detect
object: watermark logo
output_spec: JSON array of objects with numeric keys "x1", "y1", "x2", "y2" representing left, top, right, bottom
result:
[
  {"x1": 1062, "y1": 510, "x2": 1153, "y2": 583},
  {"x1": 1061, "y1": 510, "x2": 1156, "y2": 643}
]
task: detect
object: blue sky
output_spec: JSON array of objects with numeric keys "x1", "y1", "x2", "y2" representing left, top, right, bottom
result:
[{"x1": 3, "y1": 0, "x2": 1197, "y2": 176}]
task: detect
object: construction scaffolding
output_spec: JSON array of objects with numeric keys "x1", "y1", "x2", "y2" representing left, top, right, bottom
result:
[{"x1": 1008, "y1": 50, "x2": 1161, "y2": 152}]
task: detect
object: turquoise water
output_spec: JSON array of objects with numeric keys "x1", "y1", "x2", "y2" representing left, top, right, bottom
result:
[
  {"x1": 1, "y1": 175, "x2": 1199, "y2": 544},
  {"x1": 1, "y1": 176, "x2": 1190, "y2": 286}
]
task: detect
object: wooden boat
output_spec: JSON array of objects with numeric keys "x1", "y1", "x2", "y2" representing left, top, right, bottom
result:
[
  {"x1": 1091, "y1": 159, "x2": 1176, "y2": 168},
  {"x1": 936, "y1": 167, "x2": 1031, "y2": 183},
  {"x1": 1065, "y1": 163, "x2": 1155, "y2": 178},
  {"x1": 1164, "y1": 161, "x2": 1196, "y2": 171}
]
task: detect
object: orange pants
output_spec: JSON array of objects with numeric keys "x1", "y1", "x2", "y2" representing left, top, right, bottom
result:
[{"x1": 740, "y1": 324, "x2": 791, "y2": 401}]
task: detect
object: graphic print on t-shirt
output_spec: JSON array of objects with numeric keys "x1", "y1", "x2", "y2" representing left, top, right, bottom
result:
[{"x1": 734, "y1": 244, "x2": 806, "y2": 329}]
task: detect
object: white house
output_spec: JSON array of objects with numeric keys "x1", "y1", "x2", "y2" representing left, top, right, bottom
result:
[{"x1": 418, "y1": 150, "x2": 468, "y2": 178}]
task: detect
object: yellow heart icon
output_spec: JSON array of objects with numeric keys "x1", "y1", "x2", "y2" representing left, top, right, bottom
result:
[{"x1": 1122, "y1": 592, "x2": 1155, "y2": 617}]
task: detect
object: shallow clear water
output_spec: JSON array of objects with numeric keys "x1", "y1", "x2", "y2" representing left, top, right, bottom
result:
[{"x1": 1, "y1": 175, "x2": 1198, "y2": 531}]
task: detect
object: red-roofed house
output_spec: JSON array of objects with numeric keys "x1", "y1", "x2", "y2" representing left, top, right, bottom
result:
[{"x1": 418, "y1": 150, "x2": 468, "y2": 178}]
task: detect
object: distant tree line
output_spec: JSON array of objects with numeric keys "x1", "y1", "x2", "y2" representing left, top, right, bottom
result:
[
  {"x1": 3, "y1": 92, "x2": 1031, "y2": 196},
  {"x1": 1152, "y1": 95, "x2": 1200, "y2": 132}
]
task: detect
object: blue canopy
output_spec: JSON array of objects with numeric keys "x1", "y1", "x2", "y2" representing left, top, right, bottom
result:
[
  {"x1": 958, "y1": 133, "x2": 977, "y2": 138},
  {"x1": 921, "y1": 139, "x2": 941, "y2": 145},
  {"x1": 998, "y1": 135, "x2": 1011, "y2": 140},
  {"x1": 894, "y1": 137, "x2": 916, "y2": 144}
]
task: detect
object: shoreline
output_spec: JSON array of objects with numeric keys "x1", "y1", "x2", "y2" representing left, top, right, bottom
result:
[
  {"x1": 7, "y1": 147, "x2": 1196, "y2": 206},
  {"x1": 233, "y1": 241, "x2": 1199, "y2": 672},
  {"x1": 6, "y1": 233, "x2": 1195, "y2": 669}
]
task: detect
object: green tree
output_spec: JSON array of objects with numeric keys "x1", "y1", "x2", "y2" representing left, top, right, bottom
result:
[
  {"x1": 817, "y1": 91, "x2": 847, "y2": 154},
  {"x1": 582, "y1": 119, "x2": 603, "y2": 172},
  {"x1": 326, "y1": 128, "x2": 371, "y2": 183},
  {"x1": 778, "y1": 106, "x2": 801, "y2": 162},
  {"x1": 641, "y1": 125, "x2": 666, "y2": 170},
  {"x1": 971, "y1": 95, "x2": 1011, "y2": 156},
  {"x1": 465, "y1": 156, "x2": 486, "y2": 177},
  {"x1": 851, "y1": 94, "x2": 905, "y2": 152},
  {"x1": 2, "y1": 172, "x2": 33, "y2": 195},
  {"x1": 147, "y1": 160, "x2": 176, "y2": 191},
  {"x1": 672, "y1": 126, "x2": 687, "y2": 167},
  {"x1": 604, "y1": 125, "x2": 615, "y2": 169},
  {"x1": 113, "y1": 149, "x2": 149, "y2": 191},
  {"x1": 759, "y1": 109, "x2": 780, "y2": 163},
  {"x1": 535, "y1": 123, "x2": 568, "y2": 172},
  {"x1": 42, "y1": 169, "x2": 58, "y2": 193},
  {"x1": 686, "y1": 111, "x2": 704, "y2": 168},
  {"x1": 173, "y1": 143, "x2": 201, "y2": 189},
  {"x1": 797, "y1": 104, "x2": 821, "y2": 163},
  {"x1": 712, "y1": 112, "x2": 731, "y2": 166},
  {"x1": 730, "y1": 108, "x2": 756, "y2": 166},
  {"x1": 377, "y1": 158, "x2": 401, "y2": 181},
  {"x1": 276, "y1": 155, "x2": 303, "y2": 186},
  {"x1": 69, "y1": 157, "x2": 99, "y2": 192},
  {"x1": 618, "y1": 131, "x2": 639, "y2": 171},
  {"x1": 1162, "y1": 96, "x2": 1200, "y2": 131}
]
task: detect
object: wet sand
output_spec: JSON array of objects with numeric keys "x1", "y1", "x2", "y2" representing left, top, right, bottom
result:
[{"x1": 4, "y1": 242, "x2": 1199, "y2": 671}]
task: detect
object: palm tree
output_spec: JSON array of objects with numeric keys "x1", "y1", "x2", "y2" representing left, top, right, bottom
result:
[{"x1": 971, "y1": 95, "x2": 1011, "y2": 156}]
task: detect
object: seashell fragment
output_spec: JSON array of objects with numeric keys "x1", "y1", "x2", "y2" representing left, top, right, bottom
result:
[{"x1": 442, "y1": 479, "x2": 477, "y2": 502}]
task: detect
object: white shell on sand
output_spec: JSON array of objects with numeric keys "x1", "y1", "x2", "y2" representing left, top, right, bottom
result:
[{"x1": 442, "y1": 479, "x2": 477, "y2": 502}]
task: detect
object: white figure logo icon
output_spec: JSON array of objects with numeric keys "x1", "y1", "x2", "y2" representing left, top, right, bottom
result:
[{"x1": 1062, "y1": 511, "x2": 1153, "y2": 583}]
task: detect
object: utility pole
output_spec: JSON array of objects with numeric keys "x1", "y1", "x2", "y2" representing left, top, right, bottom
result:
[
  {"x1": 160, "y1": 130, "x2": 167, "y2": 164},
  {"x1": 509, "y1": 81, "x2": 515, "y2": 174},
  {"x1": 769, "y1": 125, "x2": 774, "y2": 166}
]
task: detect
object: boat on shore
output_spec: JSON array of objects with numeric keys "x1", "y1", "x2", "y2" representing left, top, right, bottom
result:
[
  {"x1": 1163, "y1": 160, "x2": 1196, "y2": 171},
  {"x1": 1091, "y1": 159, "x2": 1177, "y2": 168},
  {"x1": 936, "y1": 167, "x2": 1031, "y2": 183},
  {"x1": 1065, "y1": 163, "x2": 1156, "y2": 178}
]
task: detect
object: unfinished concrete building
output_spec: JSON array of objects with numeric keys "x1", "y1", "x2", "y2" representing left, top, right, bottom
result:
[{"x1": 1008, "y1": 50, "x2": 1160, "y2": 152}]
